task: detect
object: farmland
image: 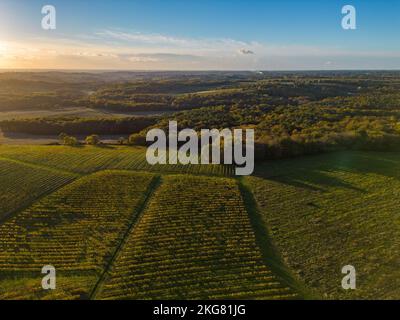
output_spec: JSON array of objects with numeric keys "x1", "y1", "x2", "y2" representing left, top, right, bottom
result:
[
  {"x1": 244, "y1": 151, "x2": 400, "y2": 299},
  {"x1": 0, "y1": 71, "x2": 400, "y2": 300},
  {"x1": 0, "y1": 145, "x2": 399, "y2": 299},
  {"x1": 0, "y1": 170, "x2": 156, "y2": 299},
  {"x1": 97, "y1": 175, "x2": 298, "y2": 300},
  {"x1": 0, "y1": 145, "x2": 302, "y2": 300},
  {"x1": 0, "y1": 145, "x2": 234, "y2": 176},
  {"x1": 0, "y1": 157, "x2": 77, "y2": 221}
]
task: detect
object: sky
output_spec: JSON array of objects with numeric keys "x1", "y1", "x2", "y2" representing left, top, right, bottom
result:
[{"x1": 0, "y1": 0, "x2": 399, "y2": 70}]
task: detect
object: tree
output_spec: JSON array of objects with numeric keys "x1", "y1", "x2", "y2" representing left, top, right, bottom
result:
[
  {"x1": 63, "y1": 135, "x2": 78, "y2": 146},
  {"x1": 58, "y1": 132, "x2": 67, "y2": 144},
  {"x1": 128, "y1": 133, "x2": 147, "y2": 146},
  {"x1": 85, "y1": 134, "x2": 100, "y2": 145},
  {"x1": 118, "y1": 137, "x2": 126, "y2": 145}
]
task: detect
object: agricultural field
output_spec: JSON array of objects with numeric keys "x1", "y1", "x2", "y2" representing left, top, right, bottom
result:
[
  {"x1": 0, "y1": 157, "x2": 77, "y2": 221},
  {"x1": 244, "y1": 151, "x2": 400, "y2": 299},
  {"x1": 0, "y1": 276, "x2": 98, "y2": 300},
  {"x1": 0, "y1": 143, "x2": 399, "y2": 300},
  {"x1": 0, "y1": 145, "x2": 234, "y2": 177},
  {"x1": 97, "y1": 175, "x2": 299, "y2": 300},
  {"x1": 0, "y1": 170, "x2": 156, "y2": 299}
]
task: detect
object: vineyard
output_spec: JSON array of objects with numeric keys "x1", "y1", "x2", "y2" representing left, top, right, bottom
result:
[
  {"x1": 97, "y1": 175, "x2": 298, "y2": 300},
  {"x1": 0, "y1": 145, "x2": 234, "y2": 177},
  {"x1": 0, "y1": 276, "x2": 98, "y2": 300},
  {"x1": 0, "y1": 145, "x2": 399, "y2": 300},
  {"x1": 244, "y1": 151, "x2": 400, "y2": 299},
  {"x1": 0, "y1": 170, "x2": 156, "y2": 299},
  {"x1": 0, "y1": 157, "x2": 77, "y2": 221}
]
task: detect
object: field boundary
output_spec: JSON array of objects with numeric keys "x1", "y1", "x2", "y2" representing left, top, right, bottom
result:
[
  {"x1": 0, "y1": 176, "x2": 79, "y2": 226},
  {"x1": 238, "y1": 178, "x2": 319, "y2": 300},
  {"x1": 0, "y1": 152, "x2": 235, "y2": 179},
  {"x1": 89, "y1": 175, "x2": 162, "y2": 300},
  {"x1": 0, "y1": 155, "x2": 80, "y2": 177}
]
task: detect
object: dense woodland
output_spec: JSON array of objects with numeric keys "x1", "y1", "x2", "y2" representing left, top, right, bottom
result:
[
  {"x1": 0, "y1": 117, "x2": 156, "y2": 135},
  {"x1": 1, "y1": 71, "x2": 400, "y2": 160}
]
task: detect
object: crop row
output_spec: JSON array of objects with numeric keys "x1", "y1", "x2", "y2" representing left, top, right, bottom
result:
[
  {"x1": 0, "y1": 157, "x2": 76, "y2": 220},
  {"x1": 98, "y1": 175, "x2": 297, "y2": 300},
  {"x1": 0, "y1": 145, "x2": 234, "y2": 177},
  {"x1": 244, "y1": 151, "x2": 400, "y2": 299},
  {"x1": 0, "y1": 274, "x2": 97, "y2": 300},
  {"x1": 0, "y1": 170, "x2": 155, "y2": 299}
]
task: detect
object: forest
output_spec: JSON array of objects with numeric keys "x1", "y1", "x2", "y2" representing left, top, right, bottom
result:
[
  {"x1": 1, "y1": 70, "x2": 400, "y2": 160},
  {"x1": 0, "y1": 116, "x2": 156, "y2": 136}
]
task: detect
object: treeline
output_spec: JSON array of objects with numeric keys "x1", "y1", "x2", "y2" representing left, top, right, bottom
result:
[
  {"x1": 255, "y1": 126, "x2": 400, "y2": 161},
  {"x1": 127, "y1": 90, "x2": 400, "y2": 160},
  {"x1": 89, "y1": 79, "x2": 372, "y2": 113},
  {"x1": 0, "y1": 117, "x2": 157, "y2": 136},
  {"x1": 89, "y1": 99, "x2": 173, "y2": 112},
  {"x1": 94, "y1": 79, "x2": 232, "y2": 95},
  {"x1": 0, "y1": 92, "x2": 84, "y2": 111},
  {"x1": 249, "y1": 80, "x2": 364, "y2": 100},
  {"x1": 88, "y1": 88, "x2": 293, "y2": 113}
]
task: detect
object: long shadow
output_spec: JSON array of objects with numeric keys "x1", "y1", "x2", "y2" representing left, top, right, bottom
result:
[
  {"x1": 265, "y1": 175, "x2": 326, "y2": 192},
  {"x1": 238, "y1": 179, "x2": 319, "y2": 300},
  {"x1": 265, "y1": 170, "x2": 365, "y2": 193},
  {"x1": 93, "y1": 144, "x2": 115, "y2": 149},
  {"x1": 337, "y1": 151, "x2": 400, "y2": 179},
  {"x1": 251, "y1": 152, "x2": 392, "y2": 193}
]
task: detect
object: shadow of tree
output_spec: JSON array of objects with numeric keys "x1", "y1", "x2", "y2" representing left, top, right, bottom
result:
[{"x1": 252, "y1": 151, "x2": 400, "y2": 193}]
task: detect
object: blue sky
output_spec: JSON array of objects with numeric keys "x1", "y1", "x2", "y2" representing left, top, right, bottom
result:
[{"x1": 0, "y1": 0, "x2": 399, "y2": 70}]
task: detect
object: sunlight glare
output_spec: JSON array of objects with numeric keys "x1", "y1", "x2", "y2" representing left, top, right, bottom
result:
[{"x1": 0, "y1": 41, "x2": 8, "y2": 55}]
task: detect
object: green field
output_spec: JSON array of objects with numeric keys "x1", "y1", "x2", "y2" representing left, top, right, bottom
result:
[
  {"x1": 244, "y1": 151, "x2": 400, "y2": 299},
  {"x1": 0, "y1": 145, "x2": 233, "y2": 176},
  {"x1": 0, "y1": 170, "x2": 156, "y2": 299},
  {"x1": 0, "y1": 157, "x2": 77, "y2": 221},
  {"x1": 97, "y1": 175, "x2": 297, "y2": 300},
  {"x1": 0, "y1": 145, "x2": 399, "y2": 300}
]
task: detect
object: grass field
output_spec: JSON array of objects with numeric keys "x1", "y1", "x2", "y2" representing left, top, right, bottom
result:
[
  {"x1": 244, "y1": 151, "x2": 400, "y2": 299},
  {"x1": 0, "y1": 145, "x2": 399, "y2": 300}
]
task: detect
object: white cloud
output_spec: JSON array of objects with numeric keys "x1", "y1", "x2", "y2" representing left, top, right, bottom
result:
[
  {"x1": 96, "y1": 30, "x2": 189, "y2": 46},
  {"x1": 95, "y1": 29, "x2": 251, "y2": 53},
  {"x1": 127, "y1": 56, "x2": 159, "y2": 63},
  {"x1": 2, "y1": 30, "x2": 400, "y2": 70}
]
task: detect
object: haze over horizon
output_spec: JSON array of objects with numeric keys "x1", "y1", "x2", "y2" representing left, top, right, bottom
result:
[{"x1": 0, "y1": 0, "x2": 399, "y2": 71}]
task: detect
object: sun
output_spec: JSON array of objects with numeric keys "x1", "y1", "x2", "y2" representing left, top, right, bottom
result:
[
  {"x1": 0, "y1": 41, "x2": 8, "y2": 55},
  {"x1": 0, "y1": 41, "x2": 12, "y2": 68}
]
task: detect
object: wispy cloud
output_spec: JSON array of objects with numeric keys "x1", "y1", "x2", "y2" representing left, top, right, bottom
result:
[
  {"x1": 96, "y1": 30, "x2": 191, "y2": 46},
  {"x1": 1, "y1": 29, "x2": 400, "y2": 70},
  {"x1": 95, "y1": 29, "x2": 252, "y2": 53}
]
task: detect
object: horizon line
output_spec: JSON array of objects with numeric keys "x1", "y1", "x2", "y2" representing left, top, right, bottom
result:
[{"x1": 1, "y1": 68, "x2": 400, "y2": 73}]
